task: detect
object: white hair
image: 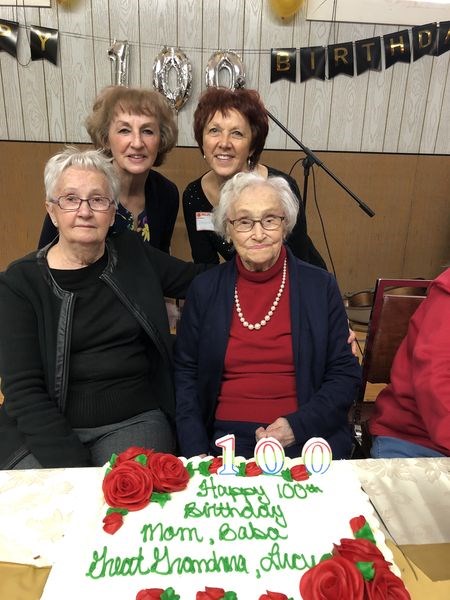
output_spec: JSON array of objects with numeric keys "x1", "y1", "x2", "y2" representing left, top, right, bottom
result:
[{"x1": 213, "y1": 171, "x2": 299, "y2": 239}]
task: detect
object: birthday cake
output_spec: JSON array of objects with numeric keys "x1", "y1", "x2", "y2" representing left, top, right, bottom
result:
[{"x1": 41, "y1": 445, "x2": 410, "y2": 600}]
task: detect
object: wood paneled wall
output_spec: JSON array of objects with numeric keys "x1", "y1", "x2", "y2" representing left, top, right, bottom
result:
[
  {"x1": 0, "y1": 1, "x2": 449, "y2": 154},
  {"x1": 1, "y1": 141, "x2": 448, "y2": 295}
]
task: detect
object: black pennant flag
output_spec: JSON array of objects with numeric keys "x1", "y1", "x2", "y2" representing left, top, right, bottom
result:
[
  {"x1": 355, "y1": 37, "x2": 381, "y2": 75},
  {"x1": 300, "y1": 46, "x2": 325, "y2": 82},
  {"x1": 0, "y1": 18, "x2": 19, "y2": 58},
  {"x1": 412, "y1": 23, "x2": 437, "y2": 60},
  {"x1": 437, "y1": 21, "x2": 450, "y2": 56},
  {"x1": 30, "y1": 25, "x2": 58, "y2": 65},
  {"x1": 383, "y1": 29, "x2": 411, "y2": 69},
  {"x1": 327, "y1": 42, "x2": 354, "y2": 79},
  {"x1": 271, "y1": 48, "x2": 297, "y2": 82}
]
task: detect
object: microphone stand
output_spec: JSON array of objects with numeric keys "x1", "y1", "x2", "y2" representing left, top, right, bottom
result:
[{"x1": 266, "y1": 110, "x2": 375, "y2": 218}]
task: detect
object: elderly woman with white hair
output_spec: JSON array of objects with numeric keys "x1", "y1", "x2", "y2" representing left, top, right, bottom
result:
[
  {"x1": 175, "y1": 171, "x2": 361, "y2": 459},
  {"x1": 0, "y1": 147, "x2": 206, "y2": 470}
]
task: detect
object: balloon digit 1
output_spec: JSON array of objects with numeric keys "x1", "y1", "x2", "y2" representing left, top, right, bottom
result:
[{"x1": 108, "y1": 39, "x2": 129, "y2": 87}]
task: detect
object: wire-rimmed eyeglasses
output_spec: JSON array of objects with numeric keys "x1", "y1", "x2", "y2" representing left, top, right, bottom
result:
[
  {"x1": 228, "y1": 215, "x2": 285, "y2": 232},
  {"x1": 50, "y1": 195, "x2": 114, "y2": 212}
]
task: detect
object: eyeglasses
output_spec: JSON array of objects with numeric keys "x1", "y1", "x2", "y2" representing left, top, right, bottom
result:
[
  {"x1": 228, "y1": 215, "x2": 285, "y2": 232},
  {"x1": 51, "y1": 195, "x2": 114, "y2": 212}
]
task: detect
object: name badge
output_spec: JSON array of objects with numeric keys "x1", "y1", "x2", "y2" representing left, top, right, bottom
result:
[{"x1": 196, "y1": 211, "x2": 215, "y2": 231}]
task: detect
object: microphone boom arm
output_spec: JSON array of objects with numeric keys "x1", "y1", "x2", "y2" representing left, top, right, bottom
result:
[{"x1": 266, "y1": 110, "x2": 375, "y2": 218}]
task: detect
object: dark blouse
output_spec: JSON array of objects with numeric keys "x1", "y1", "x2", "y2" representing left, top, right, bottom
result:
[{"x1": 182, "y1": 166, "x2": 327, "y2": 269}]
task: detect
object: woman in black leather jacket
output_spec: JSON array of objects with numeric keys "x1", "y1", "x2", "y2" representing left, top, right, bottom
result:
[{"x1": 0, "y1": 147, "x2": 205, "y2": 470}]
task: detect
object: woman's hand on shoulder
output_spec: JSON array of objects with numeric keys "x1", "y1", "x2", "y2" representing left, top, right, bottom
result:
[{"x1": 347, "y1": 327, "x2": 358, "y2": 357}]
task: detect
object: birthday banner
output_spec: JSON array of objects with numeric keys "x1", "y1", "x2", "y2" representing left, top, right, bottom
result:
[
  {"x1": 271, "y1": 21, "x2": 450, "y2": 82},
  {"x1": 0, "y1": 19, "x2": 58, "y2": 64}
]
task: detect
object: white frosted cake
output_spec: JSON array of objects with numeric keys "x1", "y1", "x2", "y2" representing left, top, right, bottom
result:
[{"x1": 41, "y1": 447, "x2": 410, "y2": 600}]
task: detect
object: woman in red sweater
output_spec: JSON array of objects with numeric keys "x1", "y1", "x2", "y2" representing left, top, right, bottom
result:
[{"x1": 370, "y1": 267, "x2": 450, "y2": 458}]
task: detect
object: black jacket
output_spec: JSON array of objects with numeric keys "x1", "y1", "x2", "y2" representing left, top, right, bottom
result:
[{"x1": 0, "y1": 231, "x2": 203, "y2": 469}]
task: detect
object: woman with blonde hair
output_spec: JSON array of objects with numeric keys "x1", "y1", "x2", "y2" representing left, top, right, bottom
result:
[{"x1": 39, "y1": 86, "x2": 179, "y2": 253}]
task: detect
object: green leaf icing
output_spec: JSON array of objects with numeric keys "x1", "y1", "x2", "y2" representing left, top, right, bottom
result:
[
  {"x1": 106, "y1": 507, "x2": 128, "y2": 516},
  {"x1": 198, "y1": 459, "x2": 213, "y2": 476},
  {"x1": 281, "y1": 468, "x2": 293, "y2": 482},
  {"x1": 237, "y1": 462, "x2": 247, "y2": 477},
  {"x1": 354, "y1": 521, "x2": 376, "y2": 545},
  {"x1": 222, "y1": 592, "x2": 237, "y2": 600},
  {"x1": 135, "y1": 454, "x2": 148, "y2": 467},
  {"x1": 186, "y1": 462, "x2": 195, "y2": 478},
  {"x1": 356, "y1": 560, "x2": 375, "y2": 581},
  {"x1": 151, "y1": 491, "x2": 171, "y2": 507},
  {"x1": 161, "y1": 587, "x2": 180, "y2": 600}
]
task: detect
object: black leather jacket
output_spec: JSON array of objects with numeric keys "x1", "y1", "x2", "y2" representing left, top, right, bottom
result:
[{"x1": 0, "y1": 231, "x2": 204, "y2": 469}]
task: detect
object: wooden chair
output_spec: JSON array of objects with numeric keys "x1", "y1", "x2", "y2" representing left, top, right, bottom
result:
[{"x1": 352, "y1": 278, "x2": 431, "y2": 457}]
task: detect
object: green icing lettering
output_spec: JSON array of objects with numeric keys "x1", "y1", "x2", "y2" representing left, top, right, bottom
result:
[
  {"x1": 140, "y1": 522, "x2": 203, "y2": 543},
  {"x1": 259, "y1": 542, "x2": 316, "y2": 573},
  {"x1": 150, "y1": 545, "x2": 248, "y2": 575},
  {"x1": 86, "y1": 546, "x2": 149, "y2": 579},
  {"x1": 184, "y1": 495, "x2": 287, "y2": 528},
  {"x1": 276, "y1": 482, "x2": 323, "y2": 500},
  {"x1": 218, "y1": 521, "x2": 287, "y2": 541}
]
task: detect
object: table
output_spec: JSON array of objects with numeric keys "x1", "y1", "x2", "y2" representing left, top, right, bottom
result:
[{"x1": 1, "y1": 458, "x2": 449, "y2": 599}]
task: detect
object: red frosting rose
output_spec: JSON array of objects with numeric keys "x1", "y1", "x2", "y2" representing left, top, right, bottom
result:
[
  {"x1": 103, "y1": 460, "x2": 153, "y2": 511},
  {"x1": 245, "y1": 461, "x2": 263, "y2": 476},
  {"x1": 114, "y1": 446, "x2": 154, "y2": 466},
  {"x1": 333, "y1": 538, "x2": 391, "y2": 569},
  {"x1": 102, "y1": 511, "x2": 124, "y2": 534},
  {"x1": 208, "y1": 457, "x2": 223, "y2": 474},
  {"x1": 290, "y1": 464, "x2": 310, "y2": 481},
  {"x1": 365, "y1": 566, "x2": 411, "y2": 600},
  {"x1": 196, "y1": 587, "x2": 225, "y2": 599},
  {"x1": 300, "y1": 556, "x2": 365, "y2": 600},
  {"x1": 259, "y1": 592, "x2": 289, "y2": 600},
  {"x1": 136, "y1": 589, "x2": 164, "y2": 600},
  {"x1": 147, "y1": 452, "x2": 190, "y2": 493}
]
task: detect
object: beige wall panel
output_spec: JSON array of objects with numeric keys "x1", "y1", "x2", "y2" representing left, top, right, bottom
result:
[
  {"x1": 302, "y1": 20, "x2": 334, "y2": 150},
  {"x1": 0, "y1": 7, "x2": 24, "y2": 140},
  {"x1": 57, "y1": 2, "x2": 95, "y2": 142},
  {"x1": 399, "y1": 54, "x2": 433, "y2": 153},
  {"x1": 327, "y1": 22, "x2": 371, "y2": 151},
  {"x1": 361, "y1": 25, "x2": 395, "y2": 153},
  {"x1": 420, "y1": 53, "x2": 449, "y2": 154},
  {"x1": 91, "y1": 0, "x2": 113, "y2": 96},
  {"x1": 175, "y1": 0, "x2": 202, "y2": 148},
  {"x1": 41, "y1": 7, "x2": 66, "y2": 142}
]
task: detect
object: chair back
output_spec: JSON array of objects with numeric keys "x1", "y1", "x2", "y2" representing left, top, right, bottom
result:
[
  {"x1": 359, "y1": 278, "x2": 431, "y2": 402},
  {"x1": 351, "y1": 278, "x2": 431, "y2": 457}
]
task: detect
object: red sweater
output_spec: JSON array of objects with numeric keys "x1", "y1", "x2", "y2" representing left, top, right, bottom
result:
[
  {"x1": 215, "y1": 247, "x2": 298, "y2": 424},
  {"x1": 370, "y1": 267, "x2": 450, "y2": 455}
]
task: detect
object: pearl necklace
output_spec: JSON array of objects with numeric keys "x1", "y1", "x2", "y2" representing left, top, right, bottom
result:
[{"x1": 234, "y1": 258, "x2": 287, "y2": 331}]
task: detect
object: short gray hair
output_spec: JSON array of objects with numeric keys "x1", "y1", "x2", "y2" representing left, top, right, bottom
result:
[
  {"x1": 213, "y1": 171, "x2": 299, "y2": 239},
  {"x1": 44, "y1": 146, "x2": 120, "y2": 206}
]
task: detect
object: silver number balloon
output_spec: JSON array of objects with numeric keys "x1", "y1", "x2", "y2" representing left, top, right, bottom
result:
[
  {"x1": 205, "y1": 50, "x2": 246, "y2": 89},
  {"x1": 108, "y1": 39, "x2": 130, "y2": 87},
  {"x1": 153, "y1": 46, "x2": 192, "y2": 112}
]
